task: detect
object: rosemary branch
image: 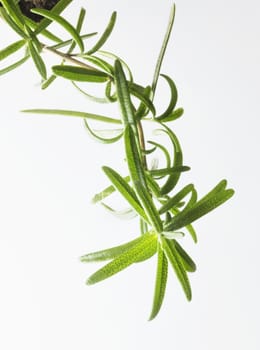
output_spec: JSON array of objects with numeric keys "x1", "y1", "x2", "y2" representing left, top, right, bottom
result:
[{"x1": 0, "y1": 0, "x2": 234, "y2": 321}]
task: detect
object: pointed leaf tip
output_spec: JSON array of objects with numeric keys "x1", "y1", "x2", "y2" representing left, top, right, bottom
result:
[
  {"x1": 86, "y1": 233, "x2": 157, "y2": 285},
  {"x1": 149, "y1": 244, "x2": 168, "y2": 320}
]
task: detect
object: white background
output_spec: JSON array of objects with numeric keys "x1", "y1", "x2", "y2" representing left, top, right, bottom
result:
[{"x1": 0, "y1": 0, "x2": 259, "y2": 349}]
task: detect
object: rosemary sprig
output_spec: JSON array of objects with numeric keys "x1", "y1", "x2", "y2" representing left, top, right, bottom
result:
[{"x1": 0, "y1": 0, "x2": 234, "y2": 320}]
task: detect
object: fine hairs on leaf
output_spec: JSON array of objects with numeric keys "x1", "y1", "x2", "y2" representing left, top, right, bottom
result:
[{"x1": 0, "y1": 1, "x2": 235, "y2": 320}]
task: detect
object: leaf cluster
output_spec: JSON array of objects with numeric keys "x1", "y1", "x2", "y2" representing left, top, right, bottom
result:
[{"x1": 0, "y1": 0, "x2": 234, "y2": 320}]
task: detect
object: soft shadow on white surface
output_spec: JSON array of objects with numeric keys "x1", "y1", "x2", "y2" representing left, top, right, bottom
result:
[{"x1": 0, "y1": 1, "x2": 259, "y2": 349}]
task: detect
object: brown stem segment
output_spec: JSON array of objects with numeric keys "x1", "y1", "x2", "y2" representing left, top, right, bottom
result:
[{"x1": 42, "y1": 44, "x2": 98, "y2": 70}]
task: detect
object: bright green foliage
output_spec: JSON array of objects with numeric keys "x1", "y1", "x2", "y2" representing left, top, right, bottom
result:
[
  {"x1": 173, "y1": 239, "x2": 196, "y2": 272},
  {"x1": 0, "y1": 39, "x2": 26, "y2": 61},
  {"x1": 162, "y1": 237, "x2": 192, "y2": 300},
  {"x1": 27, "y1": 39, "x2": 47, "y2": 79},
  {"x1": 34, "y1": 0, "x2": 74, "y2": 35},
  {"x1": 102, "y1": 166, "x2": 148, "y2": 222},
  {"x1": 52, "y1": 65, "x2": 110, "y2": 82},
  {"x1": 156, "y1": 74, "x2": 178, "y2": 121},
  {"x1": 81, "y1": 232, "x2": 157, "y2": 263},
  {"x1": 0, "y1": 1, "x2": 234, "y2": 320},
  {"x1": 149, "y1": 243, "x2": 168, "y2": 320},
  {"x1": 86, "y1": 232, "x2": 157, "y2": 285},
  {"x1": 159, "y1": 184, "x2": 195, "y2": 214},
  {"x1": 86, "y1": 11, "x2": 117, "y2": 55},
  {"x1": 31, "y1": 8, "x2": 85, "y2": 52}
]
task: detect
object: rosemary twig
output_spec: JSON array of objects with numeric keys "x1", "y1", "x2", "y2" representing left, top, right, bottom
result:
[{"x1": 0, "y1": 0, "x2": 234, "y2": 321}]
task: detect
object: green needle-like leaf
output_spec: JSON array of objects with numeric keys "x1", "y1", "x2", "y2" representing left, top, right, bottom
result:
[
  {"x1": 102, "y1": 166, "x2": 148, "y2": 222},
  {"x1": 151, "y1": 4, "x2": 175, "y2": 98},
  {"x1": 0, "y1": 54, "x2": 29, "y2": 76},
  {"x1": 159, "y1": 184, "x2": 194, "y2": 214},
  {"x1": 129, "y1": 82, "x2": 156, "y2": 116},
  {"x1": 195, "y1": 179, "x2": 227, "y2": 206},
  {"x1": 99, "y1": 50, "x2": 133, "y2": 82},
  {"x1": 146, "y1": 173, "x2": 161, "y2": 198},
  {"x1": 172, "y1": 240, "x2": 196, "y2": 272},
  {"x1": 50, "y1": 33, "x2": 96, "y2": 50},
  {"x1": 124, "y1": 125, "x2": 151, "y2": 189},
  {"x1": 162, "y1": 237, "x2": 192, "y2": 301},
  {"x1": 136, "y1": 86, "x2": 152, "y2": 120},
  {"x1": 114, "y1": 59, "x2": 137, "y2": 131},
  {"x1": 156, "y1": 124, "x2": 183, "y2": 195},
  {"x1": 149, "y1": 165, "x2": 190, "y2": 177},
  {"x1": 86, "y1": 11, "x2": 117, "y2": 55},
  {"x1": 0, "y1": 39, "x2": 26, "y2": 61},
  {"x1": 157, "y1": 107, "x2": 184, "y2": 123},
  {"x1": 72, "y1": 81, "x2": 110, "y2": 103},
  {"x1": 140, "y1": 219, "x2": 148, "y2": 235},
  {"x1": 25, "y1": 25, "x2": 42, "y2": 52},
  {"x1": 124, "y1": 125, "x2": 163, "y2": 233},
  {"x1": 41, "y1": 75, "x2": 57, "y2": 90},
  {"x1": 171, "y1": 208, "x2": 198, "y2": 243},
  {"x1": 0, "y1": 0, "x2": 25, "y2": 31},
  {"x1": 52, "y1": 65, "x2": 110, "y2": 82},
  {"x1": 75, "y1": 7, "x2": 86, "y2": 35},
  {"x1": 81, "y1": 233, "x2": 154, "y2": 262},
  {"x1": 64, "y1": 7, "x2": 86, "y2": 54},
  {"x1": 185, "y1": 224, "x2": 198, "y2": 243},
  {"x1": 84, "y1": 119, "x2": 123, "y2": 144},
  {"x1": 0, "y1": 7, "x2": 28, "y2": 38},
  {"x1": 142, "y1": 145, "x2": 157, "y2": 155},
  {"x1": 31, "y1": 8, "x2": 84, "y2": 52},
  {"x1": 105, "y1": 81, "x2": 117, "y2": 102},
  {"x1": 165, "y1": 185, "x2": 234, "y2": 232},
  {"x1": 80, "y1": 55, "x2": 114, "y2": 74},
  {"x1": 134, "y1": 243, "x2": 157, "y2": 262},
  {"x1": 34, "y1": 0, "x2": 73, "y2": 35},
  {"x1": 184, "y1": 187, "x2": 198, "y2": 210},
  {"x1": 92, "y1": 185, "x2": 115, "y2": 204},
  {"x1": 148, "y1": 141, "x2": 171, "y2": 170},
  {"x1": 23, "y1": 16, "x2": 62, "y2": 43},
  {"x1": 156, "y1": 74, "x2": 178, "y2": 120},
  {"x1": 91, "y1": 176, "x2": 130, "y2": 204},
  {"x1": 86, "y1": 232, "x2": 157, "y2": 285},
  {"x1": 162, "y1": 231, "x2": 185, "y2": 239},
  {"x1": 101, "y1": 203, "x2": 137, "y2": 220},
  {"x1": 27, "y1": 40, "x2": 47, "y2": 80},
  {"x1": 149, "y1": 243, "x2": 168, "y2": 320},
  {"x1": 22, "y1": 108, "x2": 121, "y2": 124}
]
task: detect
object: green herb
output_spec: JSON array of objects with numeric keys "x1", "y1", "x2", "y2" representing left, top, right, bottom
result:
[{"x1": 0, "y1": 1, "x2": 234, "y2": 320}]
